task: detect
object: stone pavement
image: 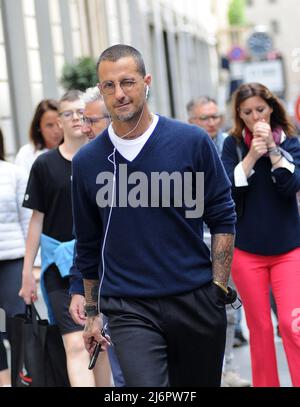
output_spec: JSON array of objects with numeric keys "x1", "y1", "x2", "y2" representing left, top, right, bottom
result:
[{"x1": 232, "y1": 313, "x2": 292, "y2": 387}]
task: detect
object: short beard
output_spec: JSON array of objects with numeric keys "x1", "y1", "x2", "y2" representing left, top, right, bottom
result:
[
  {"x1": 116, "y1": 111, "x2": 137, "y2": 122},
  {"x1": 114, "y1": 103, "x2": 144, "y2": 122}
]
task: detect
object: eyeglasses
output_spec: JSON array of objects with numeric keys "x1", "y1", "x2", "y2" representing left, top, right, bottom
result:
[
  {"x1": 98, "y1": 79, "x2": 139, "y2": 95},
  {"x1": 81, "y1": 115, "x2": 110, "y2": 127},
  {"x1": 59, "y1": 109, "x2": 84, "y2": 119},
  {"x1": 192, "y1": 114, "x2": 222, "y2": 122}
]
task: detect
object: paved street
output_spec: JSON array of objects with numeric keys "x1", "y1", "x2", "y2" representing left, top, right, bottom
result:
[{"x1": 233, "y1": 320, "x2": 292, "y2": 387}]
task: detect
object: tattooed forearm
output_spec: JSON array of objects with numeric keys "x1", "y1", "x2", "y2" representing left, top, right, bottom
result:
[
  {"x1": 211, "y1": 233, "x2": 235, "y2": 287},
  {"x1": 83, "y1": 279, "x2": 99, "y2": 306}
]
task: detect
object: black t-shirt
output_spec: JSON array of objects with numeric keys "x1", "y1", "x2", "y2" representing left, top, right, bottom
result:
[{"x1": 23, "y1": 148, "x2": 73, "y2": 242}]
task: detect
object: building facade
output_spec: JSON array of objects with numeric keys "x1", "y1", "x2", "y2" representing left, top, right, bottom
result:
[
  {"x1": 245, "y1": 0, "x2": 300, "y2": 109},
  {"x1": 0, "y1": 0, "x2": 220, "y2": 158}
]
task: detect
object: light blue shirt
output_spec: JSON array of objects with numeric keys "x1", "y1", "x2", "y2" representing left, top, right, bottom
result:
[
  {"x1": 213, "y1": 131, "x2": 228, "y2": 157},
  {"x1": 40, "y1": 234, "x2": 75, "y2": 323}
]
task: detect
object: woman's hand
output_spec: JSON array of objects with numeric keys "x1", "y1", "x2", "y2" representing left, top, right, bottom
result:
[
  {"x1": 253, "y1": 120, "x2": 275, "y2": 148},
  {"x1": 19, "y1": 272, "x2": 38, "y2": 304},
  {"x1": 248, "y1": 136, "x2": 268, "y2": 160}
]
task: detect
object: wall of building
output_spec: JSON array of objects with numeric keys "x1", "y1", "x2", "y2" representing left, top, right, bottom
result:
[
  {"x1": 245, "y1": 0, "x2": 300, "y2": 108},
  {"x1": 0, "y1": 0, "x2": 220, "y2": 157}
]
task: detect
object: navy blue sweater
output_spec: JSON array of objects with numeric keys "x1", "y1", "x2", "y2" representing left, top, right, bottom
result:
[
  {"x1": 72, "y1": 116, "x2": 236, "y2": 298},
  {"x1": 222, "y1": 135, "x2": 300, "y2": 255}
]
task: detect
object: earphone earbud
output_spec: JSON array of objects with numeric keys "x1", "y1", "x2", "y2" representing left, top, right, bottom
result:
[{"x1": 145, "y1": 85, "x2": 149, "y2": 99}]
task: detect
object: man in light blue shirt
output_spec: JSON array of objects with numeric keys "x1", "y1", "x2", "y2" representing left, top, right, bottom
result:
[{"x1": 187, "y1": 96, "x2": 227, "y2": 157}]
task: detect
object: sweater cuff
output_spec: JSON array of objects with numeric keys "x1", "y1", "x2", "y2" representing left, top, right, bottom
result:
[
  {"x1": 69, "y1": 278, "x2": 85, "y2": 296},
  {"x1": 234, "y1": 162, "x2": 255, "y2": 187},
  {"x1": 271, "y1": 157, "x2": 295, "y2": 173},
  {"x1": 210, "y1": 224, "x2": 235, "y2": 235}
]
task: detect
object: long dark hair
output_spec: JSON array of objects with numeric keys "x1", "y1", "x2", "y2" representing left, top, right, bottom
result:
[
  {"x1": 230, "y1": 82, "x2": 296, "y2": 140},
  {"x1": 30, "y1": 99, "x2": 59, "y2": 150},
  {"x1": 0, "y1": 128, "x2": 5, "y2": 161}
]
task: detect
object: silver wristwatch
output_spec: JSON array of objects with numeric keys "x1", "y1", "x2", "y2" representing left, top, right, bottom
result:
[{"x1": 268, "y1": 146, "x2": 281, "y2": 156}]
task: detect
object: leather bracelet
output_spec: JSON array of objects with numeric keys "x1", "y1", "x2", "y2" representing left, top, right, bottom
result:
[
  {"x1": 84, "y1": 304, "x2": 99, "y2": 317},
  {"x1": 213, "y1": 280, "x2": 228, "y2": 294}
]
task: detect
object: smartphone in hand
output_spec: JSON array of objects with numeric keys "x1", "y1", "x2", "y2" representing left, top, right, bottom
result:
[
  {"x1": 88, "y1": 342, "x2": 101, "y2": 370},
  {"x1": 88, "y1": 328, "x2": 106, "y2": 370}
]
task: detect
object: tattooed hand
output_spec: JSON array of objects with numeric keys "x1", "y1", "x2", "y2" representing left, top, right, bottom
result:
[
  {"x1": 211, "y1": 233, "x2": 235, "y2": 288},
  {"x1": 83, "y1": 314, "x2": 111, "y2": 354}
]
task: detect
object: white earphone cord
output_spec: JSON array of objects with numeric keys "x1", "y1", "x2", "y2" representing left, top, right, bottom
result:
[{"x1": 99, "y1": 148, "x2": 116, "y2": 315}]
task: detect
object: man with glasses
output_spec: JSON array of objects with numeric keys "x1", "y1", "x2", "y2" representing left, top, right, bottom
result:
[
  {"x1": 72, "y1": 44, "x2": 236, "y2": 386},
  {"x1": 187, "y1": 96, "x2": 226, "y2": 156},
  {"x1": 80, "y1": 87, "x2": 110, "y2": 141},
  {"x1": 187, "y1": 96, "x2": 250, "y2": 387}
]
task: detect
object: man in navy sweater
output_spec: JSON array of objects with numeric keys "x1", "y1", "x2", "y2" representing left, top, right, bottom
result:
[{"x1": 72, "y1": 44, "x2": 236, "y2": 387}]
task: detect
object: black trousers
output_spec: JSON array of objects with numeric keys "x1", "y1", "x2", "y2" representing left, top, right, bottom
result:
[{"x1": 101, "y1": 283, "x2": 227, "y2": 387}]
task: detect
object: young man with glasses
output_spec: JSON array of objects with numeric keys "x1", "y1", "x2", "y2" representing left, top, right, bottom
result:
[
  {"x1": 68, "y1": 86, "x2": 124, "y2": 387},
  {"x1": 72, "y1": 45, "x2": 236, "y2": 387},
  {"x1": 19, "y1": 90, "x2": 98, "y2": 387}
]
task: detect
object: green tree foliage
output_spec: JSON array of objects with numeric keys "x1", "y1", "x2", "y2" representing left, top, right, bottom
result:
[
  {"x1": 60, "y1": 57, "x2": 98, "y2": 91},
  {"x1": 228, "y1": 0, "x2": 246, "y2": 26}
]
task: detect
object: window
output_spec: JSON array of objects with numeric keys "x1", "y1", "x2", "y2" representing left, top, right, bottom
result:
[
  {"x1": 271, "y1": 20, "x2": 279, "y2": 34},
  {"x1": 0, "y1": 3, "x2": 15, "y2": 158},
  {"x1": 49, "y1": 0, "x2": 65, "y2": 89},
  {"x1": 22, "y1": 0, "x2": 43, "y2": 105}
]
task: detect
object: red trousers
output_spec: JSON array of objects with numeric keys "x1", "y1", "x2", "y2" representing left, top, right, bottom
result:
[{"x1": 232, "y1": 247, "x2": 300, "y2": 387}]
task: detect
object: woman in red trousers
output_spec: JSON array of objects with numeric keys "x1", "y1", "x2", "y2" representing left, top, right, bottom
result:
[{"x1": 222, "y1": 82, "x2": 300, "y2": 387}]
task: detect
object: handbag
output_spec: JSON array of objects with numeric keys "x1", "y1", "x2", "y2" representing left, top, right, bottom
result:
[{"x1": 9, "y1": 303, "x2": 70, "y2": 387}]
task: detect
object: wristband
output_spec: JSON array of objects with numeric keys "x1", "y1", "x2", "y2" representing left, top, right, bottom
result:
[{"x1": 84, "y1": 304, "x2": 99, "y2": 317}]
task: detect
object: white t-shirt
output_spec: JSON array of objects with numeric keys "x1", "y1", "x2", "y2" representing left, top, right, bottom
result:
[
  {"x1": 108, "y1": 114, "x2": 159, "y2": 161},
  {"x1": 15, "y1": 143, "x2": 47, "y2": 267},
  {"x1": 15, "y1": 143, "x2": 48, "y2": 175}
]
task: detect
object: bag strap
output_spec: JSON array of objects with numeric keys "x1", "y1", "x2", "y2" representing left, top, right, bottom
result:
[
  {"x1": 25, "y1": 303, "x2": 42, "y2": 337},
  {"x1": 25, "y1": 303, "x2": 42, "y2": 320}
]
